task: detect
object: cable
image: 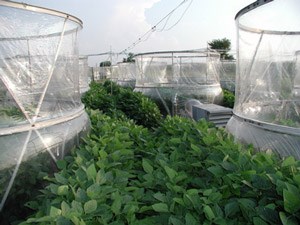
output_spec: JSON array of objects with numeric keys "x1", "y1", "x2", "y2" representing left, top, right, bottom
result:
[
  {"x1": 163, "y1": 0, "x2": 193, "y2": 31},
  {"x1": 118, "y1": 0, "x2": 190, "y2": 54}
]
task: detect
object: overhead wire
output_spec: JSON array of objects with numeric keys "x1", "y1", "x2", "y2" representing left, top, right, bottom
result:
[
  {"x1": 86, "y1": 0, "x2": 194, "y2": 62},
  {"x1": 162, "y1": 0, "x2": 194, "y2": 31},
  {"x1": 118, "y1": 0, "x2": 193, "y2": 54}
]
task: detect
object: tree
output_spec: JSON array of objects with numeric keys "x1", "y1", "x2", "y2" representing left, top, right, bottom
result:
[
  {"x1": 123, "y1": 52, "x2": 135, "y2": 63},
  {"x1": 99, "y1": 61, "x2": 111, "y2": 67},
  {"x1": 208, "y1": 38, "x2": 234, "y2": 60}
]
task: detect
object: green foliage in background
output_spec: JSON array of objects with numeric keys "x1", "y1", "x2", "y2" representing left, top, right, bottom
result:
[
  {"x1": 22, "y1": 110, "x2": 300, "y2": 225},
  {"x1": 208, "y1": 38, "x2": 234, "y2": 60},
  {"x1": 81, "y1": 80, "x2": 162, "y2": 128},
  {"x1": 99, "y1": 61, "x2": 111, "y2": 67},
  {"x1": 221, "y1": 89, "x2": 235, "y2": 109},
  {"x1": 123, "y1": 53, "x2": 135, "y2": 63}
]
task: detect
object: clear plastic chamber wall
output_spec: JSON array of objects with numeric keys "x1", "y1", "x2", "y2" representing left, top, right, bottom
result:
[
  {"x1": 112, "y1": 63, "x2": 136, "y2": 88},
  {"x1": 220, "y1": 60, "x2": 236, "y2": 92},
  {"x1": 79, "y1": 55, "x2": 90, "y2": 93},
  {"x1": 134, "y1": 50, "x2": 223, "y2": 116},
  {"x1": 0, "y1": 1, "x2": 90, "y2": 210},
  {"x1": 227, "y1": 0, "x2": 300, "y2": 159}
]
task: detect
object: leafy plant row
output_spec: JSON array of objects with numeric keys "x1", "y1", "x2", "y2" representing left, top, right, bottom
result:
[
  {"x1": 23, "y1": 109, "x2": 300, "y2": 225},
  {"x1": 81, "y1": 81, "x2": 162, "y2": 128}
]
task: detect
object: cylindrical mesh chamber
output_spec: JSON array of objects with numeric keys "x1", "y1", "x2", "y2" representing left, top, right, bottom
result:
[
  {"x1": 227, "y1": 0, "x2": 300, "y2": 159},
  {"x1": 0, "y1": 1, "x2": 90, "y2": 211},
  {"x1": 133, "y1": 49, "x2": 223, "y2": 116}
]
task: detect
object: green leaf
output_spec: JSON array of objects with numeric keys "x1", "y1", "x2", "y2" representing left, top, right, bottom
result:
[
  {"x1": 71, "y1": 200, "x2": 84, "y2": 216},
  {"x1": 26, "y1": 216, "x2": 56, "y2": 223},
  {"x1": 57, "y1": 216, "x2": 72, "y2": 225},
  {"x1": 153, "y1": 192, "x2": 166, "y2": 202},
  {"x1": 238, "y1": 198, "x2": 256, "y2": 212},
  {"x1": 142, "y1": 158, "x2": 153, "y2": 174},
  {"x1": 207, "y1": 166, "x2": 223, "y2": 177},
  {"x1": 281, "y1": 156, "x2": 296, "y2": 167},
  {"x1": 71, "y1": 217, "x2": 86, "y2": 225},
  {"x1": 84, "y1": 200, "x2": 97, "y2": 214},
  {"x1": 49, "y1": 183, "x2": 59, "y2": 194},
  {"x1": 169, "y1": 138, "x2": 182, "y2": 144},
  {"x1": 24, "y1": 201, "x2": 39, "y2": 210},
  {"x1": 252, "y1": 174, "x2": 271, "y2": 190},
  {"x1": 225, "y1": 202, "x2": 240, "y2": 218},
  {"x1": 203, "y1": 205, "x2": 215, "y2": 221},
  {"x1": 256, "y1": 206, "x2": 280, "y2": 224},
  {"x1": 191, "y1": 143, "x2": 201, "y2": 153},
  {"x1": 75, "y1": 188, "x2": 88, "y2": 202},
  {"x1": 86, "y1": 163, "x2": 97, "y2": 180},
  {"x1": 56, "y1": 160, "x2": 67, "y2": 170},
  {"x1": 152, "y1": 203, "x2": 169, "y2": 213},
  {"x1": 67, "y1": 200, "x2": 83, "y2": 218},
  {"x1": 293, "y1": 174, "x2": 300, "y2": 187},
  {"x1": 99, "y1": 149, "x2": 108, "y2": 159},
  {"x1": 57, "y1": 185, "x2": 69, "y2": 196},
  {"x1": 169, "y1": 216, "x2": 184, "y2": 225},
  {"x1": 279, "y1": 212, "x2": 298, "y2": 225},
  {"x1": 283, "y1": 187, "x2": 300, "y2": 213},
  {"x1": 86, "y1": 183, "x2": 102, "y2": 199},
  {"x1": 203, "y1": 189, "x2": 213, "y2": 196},
  {"x1": 96, "y1": 169, "x2": 106, "y2": 185},
  {"x1": 111, "y1": 196, "x2": 122, "y2": 215},
  {"x1": 174, "y1": 172, "x2": 188, "y2": 183},
  {"x1": 129, "y1": 218, "x2": 151, "y2": 225},
  {"x1": 55, "y1": 173, "x2": 68, "y2": 185},
  {"x1": 185, "y1": 213, "x2": 198, "y2": 225},
  {"x1": 253, "y1": 217, "x2": 268, "y2": 225},
  {"x1": 164, "y1": 166, "x2": 177, "y2": 181},
  {"x1": 173, "y1": 197, "x2": 185, "y2": 206},
  {"x1": 139, "y1": 206, "x2": 153, "y2": 213},
  {"x1": 61, "y1": 201, "x2": 71, "y2": 217},
  {"x1": 50, "y1": 206, "x2": 62, "y2": 217}
]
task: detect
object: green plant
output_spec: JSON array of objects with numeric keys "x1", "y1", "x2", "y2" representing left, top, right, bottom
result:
[
  {"x1": 0, "y1": 106, "x2": 25, "y2": 123},
  {"x1": 22, "y1": 110, "x2": 300, "y2": 224},
  {"x1": 208, "y1": 38, "x2": 234, "y2": 60},
  {"x1": 222, "y1": 89, "x2": 235, "y2": 108},
  {"x1": 82, "y1": 80, "x2": 162, "y2": 128},
  {"x1": 0, "y1": 153, "x2": 54, "y2": 225}
]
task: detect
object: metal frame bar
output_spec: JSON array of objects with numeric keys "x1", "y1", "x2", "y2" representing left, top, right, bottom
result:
[
  {"x1": 235, "y1": 0, "x2": 273, "y2": 20},
  {"x1": 232, "y1": 113, "x2": 300, "y2": 136},
  {"x1": 0, "y1": 106, "x2": 85, "y2": 136},
  {"x1": 0, "y1": 0, "x2": 82, "y2": 26},
  {"x1": 133, "y1": 49, "x2": 220, "y2": 58},
  {"x1": 0, "y1": 0, "x2": 82, "y2": 41},
  {"x1": 235, "y1": 0, "x2": 300, "y2": 35}
]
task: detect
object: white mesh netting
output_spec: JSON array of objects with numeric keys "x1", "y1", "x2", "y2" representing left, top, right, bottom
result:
[
  {"x1": 0, "y1": 2, "x2": 90, "y2": 211},
  {"x1": 227, "y1": 0, "x2": 300, "y2": 159}
]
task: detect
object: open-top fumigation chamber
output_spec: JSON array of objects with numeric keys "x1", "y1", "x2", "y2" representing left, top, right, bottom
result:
[
  {"x1": 134, "y1": 49, "x2": 223, "y2": 116},
  {"x1": 227, "y1": 0, "x2": 300, "y2": 159},
  {"x1": 112, "y1": 63, "x2": 136, "y2": 88},
  {"x1": 0, "y1": 1, "x2": 90, "y2": 211}
]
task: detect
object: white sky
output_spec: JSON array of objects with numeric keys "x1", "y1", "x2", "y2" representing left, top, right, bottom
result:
[{"x1": 13, "y1": 0, "x2": 254, "y2": 65}]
